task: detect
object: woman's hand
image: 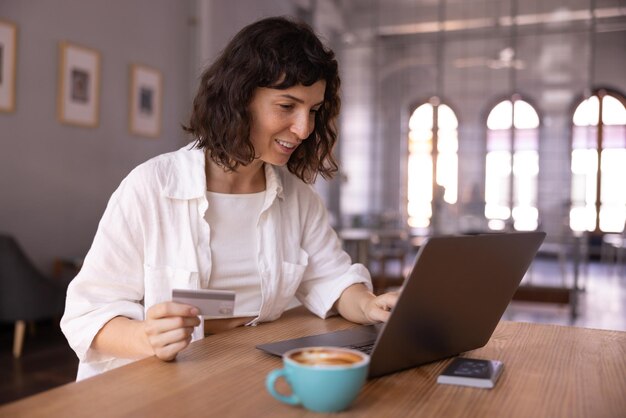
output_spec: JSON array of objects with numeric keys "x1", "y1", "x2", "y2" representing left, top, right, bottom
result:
[
  {"x1": 92, "y1": 303, "x2": 200, "y2": 361},
  {"x1": 335, "y1": 283, "x2": 399, "y2": 325},
  {"x1": 361, "y1": 291, "x2": 400, "y2": 323},
  {"x1": 142, "y1": 302, "x2": 201, "y2": 361}
]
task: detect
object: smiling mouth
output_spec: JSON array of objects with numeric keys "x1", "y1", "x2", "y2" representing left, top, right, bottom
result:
[{"x1": 275, "y1": 139, "x2": 297, "y2": 150}]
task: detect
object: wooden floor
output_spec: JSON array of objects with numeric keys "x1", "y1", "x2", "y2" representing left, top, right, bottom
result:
[
  {"x1": 0, "y1": 319, "x2": 77, "y2": 405},
  {"x1": 506, "y1": 257, "x2": 626, "y2": 331},
  {"x1": 0, "y1": 258, "x2": 624, "y2": 406}
]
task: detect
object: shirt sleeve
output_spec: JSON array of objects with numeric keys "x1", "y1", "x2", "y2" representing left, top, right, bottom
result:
[
  {"x1": 295, "y1": 187, "x2": 372, "y2": 318},
  {"x1": 60, "y1": 174, "x2": 146, "y2": 364}
]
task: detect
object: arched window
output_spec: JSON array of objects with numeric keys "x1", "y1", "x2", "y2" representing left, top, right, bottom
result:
[
  {"x1": 485, "y1": 97, "x2": 540, "y2": 231},
  {"x1": 407, "y1": 100, "x2": 458, "y2": 229},
  {"x1": 570, "y1": 90, "x2": 626, "y2": 233}
]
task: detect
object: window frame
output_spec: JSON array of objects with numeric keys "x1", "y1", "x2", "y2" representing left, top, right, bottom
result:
[
  {"x1": 483, "y1": 94, "x2": 542, "y2": 231},
  {"x1": 569, "y1": 87, "x2": 626, "y2": 233},
  {"x1": 406, "y1": 97, "x2": 461, "y2": 231}
]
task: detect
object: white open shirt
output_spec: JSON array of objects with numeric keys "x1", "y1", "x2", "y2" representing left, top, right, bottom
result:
[{"x1": 61, "y1": 144, "x2": 371, "y2": 380}]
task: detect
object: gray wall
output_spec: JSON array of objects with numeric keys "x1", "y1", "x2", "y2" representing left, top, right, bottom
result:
[
  {"x1": 0, "y1": 0, "x2": 194, "y2": 272},
  {"x1": 0, "y1": 0, "x2": 306, "y2": 273},
  {"x1": 193, "y1": 0, "x2": 295, "y2": 73}
]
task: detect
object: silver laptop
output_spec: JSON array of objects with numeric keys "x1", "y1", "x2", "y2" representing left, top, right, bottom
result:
[{"x1": 256, "y1": 231, "x2": 546, "y2": 378}]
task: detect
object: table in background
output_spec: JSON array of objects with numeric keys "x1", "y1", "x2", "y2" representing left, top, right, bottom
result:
[
  {"x1": 1, "y1": 307, "x2": 624, "y2": 418},
  {"x1": 337, "y1": 228, "x2": 373, "y2": 265},
  {"x1": 338, "y1": 228, "x2": 412, "y2": 293}
]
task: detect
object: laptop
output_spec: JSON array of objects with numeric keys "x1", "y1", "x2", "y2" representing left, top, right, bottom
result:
[{"x1": 256, "y1": 231, "x2": 546, "y2": 378}]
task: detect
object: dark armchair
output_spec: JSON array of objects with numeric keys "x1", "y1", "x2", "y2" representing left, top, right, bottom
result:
[{"x1": 0, "y1": 234, "x2": 67, "y2": 358}]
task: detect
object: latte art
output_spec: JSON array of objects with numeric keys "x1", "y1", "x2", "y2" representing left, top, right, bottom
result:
[
  {"x1": 268, "y1": 346, "x2": 369, "y2": 412},
  {"x1": 290, "y1": 348, "x2": 364, "y2": 366}
]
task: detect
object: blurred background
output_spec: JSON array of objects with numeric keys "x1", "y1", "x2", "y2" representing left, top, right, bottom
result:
[{"x1": 0, "y1": 0, "x2": 625, "y2": 404}]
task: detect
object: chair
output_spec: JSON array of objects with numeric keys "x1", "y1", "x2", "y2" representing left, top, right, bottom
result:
[
  {"x1": 517, "y1": 223, "x2": 588, "y2": 321},
  {"x1": 0, "y1": 234, "x2": 67, "y2": 358},
  {"x1": 601, "y1": 226, "x2": 626, "y2": 277},
  {"x1": 534, "y1": 216, "x2": 590, "y2": 288},
  {"x1": 368, "y1": 229, "x2": 410, "y2": 294}
]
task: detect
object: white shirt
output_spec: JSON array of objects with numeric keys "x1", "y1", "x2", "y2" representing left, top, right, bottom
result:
[
  {"x1": 204, "y1": 190, "x2": 265, "y2": 317},
  {"x1": 61, "y1": 144, "x2": 371, "y2": 380}
]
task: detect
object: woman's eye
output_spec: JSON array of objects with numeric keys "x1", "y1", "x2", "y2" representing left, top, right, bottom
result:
[{"x1": 279, "y1": 104, "x2": 294, "y2": 110}]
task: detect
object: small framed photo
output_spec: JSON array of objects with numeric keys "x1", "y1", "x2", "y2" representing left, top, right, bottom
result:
[
  {"x1": 129, "y1": 64, "x2": 162, "y2": 137},
  {"x1": 0, "y1": 20, "x2": 18, "y2": 112},
  {"x1": 57, "y1": 41, "x2": 100, "y2": 127}
]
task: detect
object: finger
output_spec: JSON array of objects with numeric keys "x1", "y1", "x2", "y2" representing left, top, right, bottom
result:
[
  {"x1": 154, "y1": 336, "x2": 193, "y2": 362},
  {"x1": 144, "y1": 316, "x2": 200, "y2": 336},
  {"x1": 380, "y1": 291, "x2": 399, "y2": 303},
  {"x1": 148, "y1": 326, "x2": 195, "y2": 350},
  {"x1": 369, "y1": 307, "x2": 392, "y2": 323},
  {"x1": 376, "y1": 292, "x2": 399, "y2": 311},
  {"x1": 147, "y1": 302, "x2": 200, "y2": 320},
  {"x1": 148, "y1": 302, "x2": 200, "y2": 319}
]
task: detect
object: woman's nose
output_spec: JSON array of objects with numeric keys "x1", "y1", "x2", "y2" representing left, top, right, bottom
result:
[{"x1": 290, "y1": 112, "x2": 313, "y2": 140}]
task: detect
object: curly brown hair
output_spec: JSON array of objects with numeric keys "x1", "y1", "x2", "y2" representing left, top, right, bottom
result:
[{"x1": 183, "y1": 16, "x2": 340, "y2": 183}]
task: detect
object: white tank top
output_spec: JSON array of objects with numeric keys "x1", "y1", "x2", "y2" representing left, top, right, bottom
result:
[{"x1": 204, "y1": 190, "x2": 265, "y2": 317}]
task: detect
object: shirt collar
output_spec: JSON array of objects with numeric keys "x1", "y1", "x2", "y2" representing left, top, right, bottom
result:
[
  {"x1": 161, "y1": 144, "x2": 206, "y2": 200},
  {"x1": 161, "y1": 144, "x2": 285, "y2": 201},
  {"x1": 263, "y1": 163, "x2": 285, "y2": 202}
]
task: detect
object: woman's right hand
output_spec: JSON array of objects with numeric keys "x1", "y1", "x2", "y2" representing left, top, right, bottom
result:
[{"x1": 143, "y1": 302, "x2": 201, "y2": 361}]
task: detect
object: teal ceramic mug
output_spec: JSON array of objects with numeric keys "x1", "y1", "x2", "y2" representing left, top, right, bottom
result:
[{"x1": 265, "y1": 346, "x2": 370, "y2": 413}]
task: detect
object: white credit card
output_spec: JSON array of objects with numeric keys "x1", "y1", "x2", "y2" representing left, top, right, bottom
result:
[{"x1": 172, "y1": 288, "x2": 235, "y2": 317}]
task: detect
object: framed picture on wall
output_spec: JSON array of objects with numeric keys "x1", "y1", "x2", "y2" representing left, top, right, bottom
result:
[
  {"x1": 57, "y1": 41, "x2": 100, "y2": 127},
  {"x1": 0, "y1": 20, "x2": 18, "y2": 112},
  {"x1": 129, "y1": 64, "x2": 162, "y2": 138}
]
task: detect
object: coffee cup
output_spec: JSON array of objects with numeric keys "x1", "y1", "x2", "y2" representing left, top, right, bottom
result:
[{"x1": 265, "y1": 346, "x2": 369, "y2": 413}]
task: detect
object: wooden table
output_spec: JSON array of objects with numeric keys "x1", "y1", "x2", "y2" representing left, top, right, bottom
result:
[{"x1": 1, "y1": 307, "x2": 624, "y2": 418}]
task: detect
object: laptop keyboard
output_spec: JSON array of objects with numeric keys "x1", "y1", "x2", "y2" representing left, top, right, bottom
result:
[{"x1": 347, "y1": 342, "x2": 375, "y2": 355}]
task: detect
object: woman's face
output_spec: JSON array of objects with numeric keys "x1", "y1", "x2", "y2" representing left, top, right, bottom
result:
[{"x1": 247, "y1": 80, "x2": 326, "y2": 167}]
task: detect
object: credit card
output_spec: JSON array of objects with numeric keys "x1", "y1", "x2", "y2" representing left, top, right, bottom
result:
[{"x1": 172, "y1": 288, "x2": 235, "y2": 317}]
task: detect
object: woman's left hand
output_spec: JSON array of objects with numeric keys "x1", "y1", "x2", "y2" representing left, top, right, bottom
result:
[
  {"x1": 362, "y1": 291, "x2": 400, "y2": 323},
  {"x1": 335, "y1": 284, "x2": 400, "y2": 325}
]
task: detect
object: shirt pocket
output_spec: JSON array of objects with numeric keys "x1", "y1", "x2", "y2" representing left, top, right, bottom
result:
[
  {"x1": 143, "y1": 265, "x2": 200, "y2": 308},
  {"x1": 269, "y1": 249, "x2": 309, "y2": 319},
  {"x1": 280, "y1": 247, "x2": 309, "y2": 294}
]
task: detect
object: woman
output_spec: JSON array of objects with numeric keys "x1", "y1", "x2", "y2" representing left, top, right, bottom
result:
[{"x1": 61, "y1": 16, "x2": 398, "y2": 380}]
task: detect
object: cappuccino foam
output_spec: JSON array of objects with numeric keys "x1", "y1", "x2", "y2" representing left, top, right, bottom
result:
[{"x1": 290, "y1": 348, "x2": 364, "y2": 366}]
